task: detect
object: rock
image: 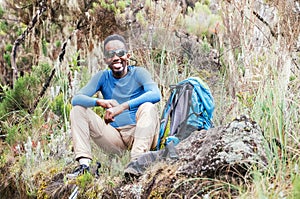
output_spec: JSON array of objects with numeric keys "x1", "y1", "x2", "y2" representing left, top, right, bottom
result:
[
  {"x1": 175, "y1": 115, "x2": 268, "y2": 178},
  {"x1": 39, "y1": 115, "x2": 269, "y2": 198},
  {"x1": 110, "y1": 115, "x2": 269, "y2": 198}
]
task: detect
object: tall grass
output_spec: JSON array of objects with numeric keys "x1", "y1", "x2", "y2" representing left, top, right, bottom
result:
[
  {"x1": 0, "y1": 0, "x2": 299, "y2": 198},
  {"x1": 219, "y1": 0, "x2": 300, "y2": 198}
]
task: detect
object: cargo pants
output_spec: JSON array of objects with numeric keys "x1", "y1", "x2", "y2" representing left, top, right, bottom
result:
[{"x1": 70, "y1": 102, "x2": 159, "y2": 161}]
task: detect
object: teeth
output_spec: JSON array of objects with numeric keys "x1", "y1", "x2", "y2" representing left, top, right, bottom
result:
[
  {"x1": 114, "y1": 63, "x2": 122, "y2": 67},
  {"x1": 113, "y1": 63, "x2": 122, "y2": 70}
]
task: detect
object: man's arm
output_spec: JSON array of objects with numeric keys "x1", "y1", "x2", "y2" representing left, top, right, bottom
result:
[
  {"x1": 96, "y1": 99, "x2": 119, "y2": 108},
  {"x1": 71, "y1": 72, "x2": 103, "y2": 107},
  {"x1": 103, "y1": 67, "x2": 161, "y2": 124},
  {"x1": 127, "y1": 83, "x2": 161, "y2": 109},
  {"x1": 127, "y1": 67, "x2": 161, "y2": 110},
  {"x1": 103, "y1": 102, "x2": 129, "y2": 124}
]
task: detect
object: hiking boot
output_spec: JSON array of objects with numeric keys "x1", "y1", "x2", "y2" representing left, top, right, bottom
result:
[
  {"x1": 66, "y1": 164, "x2": 90, "y2": 179},
  {"x1": 124, "y1": 161, "x2": 143, "y2": 181},
  {"x1": 93, "y1": 162, "x2": 102, "y2": 178}
]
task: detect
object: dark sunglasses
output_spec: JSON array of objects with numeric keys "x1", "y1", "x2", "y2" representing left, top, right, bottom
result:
[{"x1": 104, "y1": 49, "x2": 127, "y2": 58}]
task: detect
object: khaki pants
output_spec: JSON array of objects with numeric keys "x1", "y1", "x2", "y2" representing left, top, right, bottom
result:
[{"x1": 70, "y1": 102, "x2": 159, "y2": 161}]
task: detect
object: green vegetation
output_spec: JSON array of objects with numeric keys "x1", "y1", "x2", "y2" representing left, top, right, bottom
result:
[
  {"x1": 0, "y1": 0, "x2": 299, "y2": 198},
  {"x1": 0, "y1": 63, "x2": 51, "y2": 115},
  {"x1": 184, "y1": 2, "x2": 222, "y2": 38}
]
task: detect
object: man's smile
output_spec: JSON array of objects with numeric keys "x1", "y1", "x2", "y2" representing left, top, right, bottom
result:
[{"x1": 111, "y1": 61, "x2": 123, "y2": 70}]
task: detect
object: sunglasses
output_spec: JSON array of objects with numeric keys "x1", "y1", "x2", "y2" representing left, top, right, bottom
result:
[{"x1": 104, "y1": 49, "x2": 127, "y2": 58}]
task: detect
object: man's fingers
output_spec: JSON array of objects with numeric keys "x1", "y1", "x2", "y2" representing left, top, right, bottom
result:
[
  {"x1": 104, "y1": 110, "x2": 115, "y2": 124},
  {"x1": 109, "y1": 100, "x2": 119, "y2": 107}
]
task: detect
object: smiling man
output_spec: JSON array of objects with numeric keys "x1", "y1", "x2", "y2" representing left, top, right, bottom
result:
[{"x1": 68, "y1": 34, "x2": 161, "y2": 177}]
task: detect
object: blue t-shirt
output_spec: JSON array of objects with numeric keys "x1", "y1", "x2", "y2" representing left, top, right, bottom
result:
[{"x1": 71, "y1": 66, "x2": 161, "y2": 127}]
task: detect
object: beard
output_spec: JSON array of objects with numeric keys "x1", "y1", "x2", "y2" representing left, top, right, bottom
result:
[{"x1": 108, "y1": 57, "x2": 128, "y2": 78}]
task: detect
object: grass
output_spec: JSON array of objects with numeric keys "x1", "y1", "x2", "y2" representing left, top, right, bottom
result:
[{"x1": 0, "y1": 0, "x2": 299, "y2": 198}]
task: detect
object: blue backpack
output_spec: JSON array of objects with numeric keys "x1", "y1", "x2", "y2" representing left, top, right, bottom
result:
[{"x1": 156, "y1": 77, "x2": 215, "y2": 150}]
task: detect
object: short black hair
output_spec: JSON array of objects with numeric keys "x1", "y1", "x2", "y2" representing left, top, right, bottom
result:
[{"x1": 103, "y1": 34, "x2": 127, "y2": 50}]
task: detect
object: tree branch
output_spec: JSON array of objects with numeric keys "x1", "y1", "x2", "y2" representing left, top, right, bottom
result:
[
  {"x1": 30, "y1": 0, "x2": 99, "y2": 114},
  {"x1": 10, "y1": 0, "x2": 47, "y2": 86},
  {"x1": 252, "y1": 10, "x2": 276, "y2": 38}
]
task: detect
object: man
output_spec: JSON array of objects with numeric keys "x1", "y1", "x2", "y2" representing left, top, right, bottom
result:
[{"x1": 69, "y1": 34, "x2": 161, "y2": 177}]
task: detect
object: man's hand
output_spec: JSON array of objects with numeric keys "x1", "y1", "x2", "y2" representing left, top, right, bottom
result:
[
  {"x1": 104, "y1": 103, "x2": 129, "y2": 124},
  {"x1": 96, "y1": 99, "x2": 119, "y2": 108}
]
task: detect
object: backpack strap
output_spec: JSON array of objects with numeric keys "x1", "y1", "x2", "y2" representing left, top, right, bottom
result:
[
  {"x1": 157, "y1": 77, "x2": 215, "y2": 150},
  {"x1": 156, "y1": 88, "x2": 177, "y2": 150}
]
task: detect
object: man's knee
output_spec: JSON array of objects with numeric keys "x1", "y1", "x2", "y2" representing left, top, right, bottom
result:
[
  {"x1": 138, "y1": 102, "x2": 157, "y2": 113},
  {"x1": 70, "y1": 106, "x2": 87, "y2": 120}
]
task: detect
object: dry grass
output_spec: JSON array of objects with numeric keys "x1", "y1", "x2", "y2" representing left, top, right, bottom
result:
[{"x1": 0, "y1": 0, "x2": 299, "y2": 198}]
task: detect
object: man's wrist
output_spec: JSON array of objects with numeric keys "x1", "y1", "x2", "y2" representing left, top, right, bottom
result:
[
  {"x1": 121, "y1": 102, "x2": 129, "y2": 110},
  {"x1": 96, "y1": 99, "x2": 104, "y2": 106}
]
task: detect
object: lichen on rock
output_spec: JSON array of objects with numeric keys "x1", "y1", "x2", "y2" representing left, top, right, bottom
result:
[
  {"x1": 108, "y1": 115, "x2": 270, "y2": 198},
  {"x1": 175, "y1": 115, "x2": 268, "y2": 178}
]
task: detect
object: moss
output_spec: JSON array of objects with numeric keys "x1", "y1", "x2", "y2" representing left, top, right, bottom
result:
[
  {"x1": 76, "y1": 172, "x2": 93, "y2": 189},
  {"x1": 85, "y1": 188, "x2": 99, "y2": 198},
  {"x1": 35, "y1": 172, "x2": 52, "y2": 199},
  {"x1": 116, "y1": 1, "x2": 128, "y2": 11},
  {"x1": 49, "y1": 168, "x2": 59, "y2": 176},
  {"x1": 37, "y1": 182, "x2": 50, "y2": 199}
]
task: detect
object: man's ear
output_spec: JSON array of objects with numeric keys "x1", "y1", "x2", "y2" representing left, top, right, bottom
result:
[
  {"x1": 126, "y1": 53, "x2": 131, "y2": 59},
  {"x1": 103, "y1": 57, "x2": 109, "y2": 64}
]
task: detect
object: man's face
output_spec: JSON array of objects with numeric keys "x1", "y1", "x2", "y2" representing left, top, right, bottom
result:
[{"x1": 104, "y1": 40, "x2": 130, "y2": 78}]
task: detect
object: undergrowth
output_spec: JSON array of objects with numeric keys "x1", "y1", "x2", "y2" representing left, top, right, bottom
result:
[{"x1": 0, "y1": 0, "x2": 299, "y2": 198}]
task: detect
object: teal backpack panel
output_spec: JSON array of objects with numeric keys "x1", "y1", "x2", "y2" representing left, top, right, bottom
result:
[{"x1": 156, "y1": 77, "x2": 215, "y2": 150}]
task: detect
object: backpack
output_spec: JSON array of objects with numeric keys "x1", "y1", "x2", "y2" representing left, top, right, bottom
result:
[
  {"x1": 124, "y1": 77, "x2": 215, "y2": 177},
  {"x1": 156, "y1": 77, "x2": 215, "y2": 150}
]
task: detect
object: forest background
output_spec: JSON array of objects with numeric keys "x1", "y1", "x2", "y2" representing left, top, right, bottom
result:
[{"x1": 0, "y1": 0, "x2": 300, "y2": 198}]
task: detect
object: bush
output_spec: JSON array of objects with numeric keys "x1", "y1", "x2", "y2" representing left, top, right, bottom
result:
[{"x1": 50, "y1": 93, "x2": 72, "y2": 120}]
